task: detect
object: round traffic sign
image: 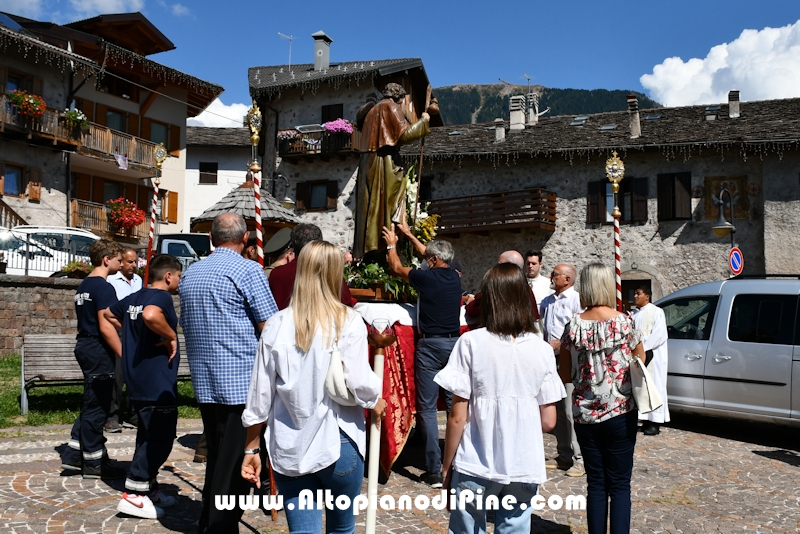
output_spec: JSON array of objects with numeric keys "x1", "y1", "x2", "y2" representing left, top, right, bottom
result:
[{"x1": 729, "y1": 247, "x2": 744, "y2": 276}]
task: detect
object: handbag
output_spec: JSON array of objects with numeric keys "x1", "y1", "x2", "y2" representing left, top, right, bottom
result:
[
  {"x1": 629, "y1": 356, "x2": 663, "y2": 414},
  {"x1": 325, "y1": 333, "x2": 357, "y2": 406}
]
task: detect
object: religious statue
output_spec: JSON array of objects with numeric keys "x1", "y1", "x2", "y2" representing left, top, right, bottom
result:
[{"x1": 356, "y1": 83, "x2": 431, "y2": 255}]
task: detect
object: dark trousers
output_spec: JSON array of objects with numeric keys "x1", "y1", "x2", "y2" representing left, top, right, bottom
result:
[
  {"x1": 575, "y1": 410, "x2": 638, "y2": 534},
  {"x1": 414, "y1": 337, "x2": 456, "y2": 474},
  {"x1": 197, "y1": 403, "x2": 252, "y2": 534},
  {"x1": 64, "y1": 337, "x2": 116, "y2": 466},
  {"x1": 125, "y1": 401, "x2": 178, "y2": 494},
  {"x1": 108, "y1": 355, "x2": 134, "y2": 424}
]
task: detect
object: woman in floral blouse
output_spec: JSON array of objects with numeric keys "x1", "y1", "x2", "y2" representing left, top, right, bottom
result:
[{"x1": 559, "y1": 262, "x2": 645, "y2": 534}]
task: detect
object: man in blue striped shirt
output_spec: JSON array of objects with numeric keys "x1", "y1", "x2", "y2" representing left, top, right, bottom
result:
[{"x1": 179, "y1": 213, "x2": 278, "y2": 534}]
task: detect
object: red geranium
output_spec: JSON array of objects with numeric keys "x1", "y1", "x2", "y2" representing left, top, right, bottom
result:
[
  {"x1": 106, "y1": 197, "x2": 146, "y2": 230},
  {"x1": 6, "y1": 90, "x2": 46, "y2": 119}
]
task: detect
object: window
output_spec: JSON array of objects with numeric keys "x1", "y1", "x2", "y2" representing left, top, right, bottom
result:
[
  {"x1": 103, "y1": 181, "x2": 122, "y2": 202},
  {"x1": 657, "y1": 173, "x2": 692, "y2": 221},
  {"x1": 150, "y1": 122, "x2": 168, "y2": 146},
  {"x1": 199, "y1": 162, "x2": 218, "y2": 184},
  {"x1": 295, "y1": 180, "x2": 338, "y2": 211},
  {"x1": 321, "y1": 104, "x2": 344, "y2": 124},
  {"x1": 6, "y1": 72, "x2": 23, "y2": 92},
  {"x1": 660, "y1": 296, "x2": 719, "y2": 341},
  {"x1": 106, "y1": 109, "x2": 124, "y2": 132},
  {"x1": 0, "y1": 163, "x2": 26, "y2": 196},
  {"x1": 587, "y1": 178, "x2": 647, "y2": 223},
  {"x1": 728, "y1": 294, "x2": 797, "y2": 345}
]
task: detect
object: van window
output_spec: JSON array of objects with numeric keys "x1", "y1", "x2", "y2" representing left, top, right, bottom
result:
[
  {"x1": 728, "y1": 294, "x2": 797, "y2": 345},
  {"x1": 167, "y1": 243, "x2": 194, "y2": 257},
  {"x1": 660, "y1": 297, "x2": 718, "y2": 340}
]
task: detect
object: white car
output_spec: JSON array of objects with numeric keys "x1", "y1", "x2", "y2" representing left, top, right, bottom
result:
[{"x1": 0, "y1": 226, "x2": 99, "y2": 277}]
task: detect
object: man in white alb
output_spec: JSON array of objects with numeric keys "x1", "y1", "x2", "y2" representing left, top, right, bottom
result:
[
  {"x1": 525, "y1": 250, "x2": 554, "y2": 337},
  {"x1": 632, "y1": 286, "x2": 669, "y2": 435}
]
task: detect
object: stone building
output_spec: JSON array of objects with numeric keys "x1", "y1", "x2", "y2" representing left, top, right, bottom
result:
[
  {"x1": 0, "y1": 11, "x2": 221, "y2": 239},
  {"x1": 248, "y1": 31, "x2": 442, "y2": 249}
]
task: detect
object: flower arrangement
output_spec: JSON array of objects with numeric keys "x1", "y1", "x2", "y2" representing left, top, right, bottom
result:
[
  {"x1": 61, "y1": 260, "x2": 92, "y2": 278},
  {"x1": 6, "y1": 90, "x2": 46, "y2": 119},
  {"x1": 345, "y1": 260, "x2": 416, "y2": 301},
  {"x1": 106, "y1": 197, "x2": 146, "y2": 230},
  {"x1": 322, "y1": 118, "x2": 354, "y2": 135},
  {"x1": 404, "y1": 165, "x2": 439, "y2": 244},
  {"x1": 277, "y1": 129, "x2": 299, "y2": 140},
  {"x1": 64, "y1": 108, "x2": 88, "y2": 129}
]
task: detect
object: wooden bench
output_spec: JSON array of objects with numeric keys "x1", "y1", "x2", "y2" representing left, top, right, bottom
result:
[{"x1": 20, "y1": 334, "x2": 190, "y2": 415}]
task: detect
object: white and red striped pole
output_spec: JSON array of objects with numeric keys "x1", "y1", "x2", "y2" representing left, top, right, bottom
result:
[
  {"x1": 614, "y1": 214, "x2": 622, "y2": 311},
  {"x1": 250, "y1": 162, "x2": 264, "y2": 266},
  {"x1": 143, "y1": 175, "x2": 159, "y2": 286}
]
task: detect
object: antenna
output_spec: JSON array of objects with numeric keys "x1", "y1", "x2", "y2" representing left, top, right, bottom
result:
[
  {"x1": 523, "y1": 73, "x2": 531, "y2": 94},
  {"x1": 498, "y1": 78, "x2": 511, "y2": 85},
  {"x1": 278, "y1": 32, "x2": 293, "y2": 69}
]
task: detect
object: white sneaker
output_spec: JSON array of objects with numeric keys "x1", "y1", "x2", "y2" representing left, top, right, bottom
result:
[
  {"x1": 148, "y1": 488, "x2": 176, "y2": 508},
  {"x1": 117, "y1": 493, "x2": 165, "y2": 519}
]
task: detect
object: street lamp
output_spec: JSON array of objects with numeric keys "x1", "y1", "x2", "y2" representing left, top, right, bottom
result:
[
  {"x1": 268, "y1": 173, "x2": 295, "y2": 210},
  {"x1": 605, "y1": 151, "x2": 625, "y2": 312},
  {"x1": 712, "y1": 186, "x2": 736, "y2": 249}
]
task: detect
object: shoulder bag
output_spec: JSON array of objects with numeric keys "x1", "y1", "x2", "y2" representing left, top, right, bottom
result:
[
  {"x1": 630, "y1": 356, "x2": 662, "y2": 414},
  {"x1": 325, "y1": 332, "x2": 357, "y2": 406}
]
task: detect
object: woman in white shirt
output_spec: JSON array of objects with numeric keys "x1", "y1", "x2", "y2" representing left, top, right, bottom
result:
[
  {"x1": 435, "y1": 263, "x2": 565, "y2": 534},
  {"x1": 241, "y1": 241, "x2": 386, "y2": 533}
]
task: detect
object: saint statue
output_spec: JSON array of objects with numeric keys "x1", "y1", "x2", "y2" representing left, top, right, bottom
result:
[{"x1": 355, "y1": 83, "x2": 431, "y2": 255}]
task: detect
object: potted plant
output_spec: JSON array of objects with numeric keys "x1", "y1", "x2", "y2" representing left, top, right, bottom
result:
[
  {"x1": 278, "y1": 130, "x2": 299, "y2": 155},
  {"x1": 61, "y1": 260, "x2": 92, "y2": 279},
  {"x1": 6, "y1": 90, "x2": 46, "y2": 123},
  {"x1": 106, "y1": 197, "x2": 146, "y2": 234},
  {"x1": 63, "y1": 108, "x2": 89, "y2": 137},
  {"x1": 322, "y1": 118, "x2": 354, "y2": 152},
  {"x1": 0, "y1": 251, "x2": 6, "y2": 274},
  {"x1": 346, "y1": 261, "x2": 416, "y2": 302}
]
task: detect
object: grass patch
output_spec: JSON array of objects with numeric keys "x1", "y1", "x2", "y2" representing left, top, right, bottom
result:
[{"x1": 0, "y1": 354, "x2": 200, "y2": 428}]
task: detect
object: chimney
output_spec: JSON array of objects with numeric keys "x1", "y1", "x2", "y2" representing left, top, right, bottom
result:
[
  {"x1": 311, "y1": 31, "x2": 332, "y2": 71},
  {"x1": 627, "y1": 94, "x2": 641, "y2": 139},
  {"x1": 527, "y1": 92, "x2": 539, "y2": 126},
  {"x1": 729, "y1": 90, "x2": 740, "y2": 118},
  {"x1": 495, "y1": 118, "x2": 506, "y2": 142},
  {"x1": 509, "y1": 95, "x2": 526, "y2": 130}
]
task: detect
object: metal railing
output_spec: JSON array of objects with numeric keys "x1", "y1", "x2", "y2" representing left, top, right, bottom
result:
[
  {"x1": 70, "y1": 199, "x2": 150, "y2": 241},
  {"x1": 428, "y1": 187, "x2": 557, "y2": 234},
  {"x1": 278, "y1": 129, "x2": 361, "y2": 156},
  {"x1": 0, "y1": 94, "x2": 75, "y2": 143},
  {"x1": 0, "y1": 233, "x2": 90, "y2": 277},
  {"x1": 80, "y1": 123, "x2": 157, "y2": 167}
]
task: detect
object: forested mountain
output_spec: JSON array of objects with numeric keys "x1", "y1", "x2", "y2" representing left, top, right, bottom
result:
[{"x1": 434, "y1": 84, "x2": 661, "y2": 125}]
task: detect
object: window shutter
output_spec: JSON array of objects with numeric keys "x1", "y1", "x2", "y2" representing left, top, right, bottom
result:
[
  {"x1": 80, "y1": 99, "x2": 94, "y2": 122},
  {"x1": 296, "y1": 182, "x2": 309, "y2": 211},
  {"x1": 28, "y1": 169, "x2": 41, "y2": 202},
  {"x1": 632, "y1": 178, "x2": 648, "y2": 222},
  {"x1": 76, "y1": 173, "x2": 91, "y2": 200},
  {"x1": 657, "y1": 174, "x2": 674, "y2": 221},
  {"x1": 32, "y1": 76, "x2": 44, "y2": 96},
  {"x1": 92, "y1": 176, "x2": 104, "y2": 204},
  {"x1": 674, "y1": 173, "x2": 692, "y2": 219},
  {"x1": 138, "y1": 185, "x2": 151, "y2": 211},
  {"x1": 95, "y1": 103, "x2": 108, "y2": 127},
  {"x1": 0, "y1": 67, "x2": 7, "y2": 93},
  {"x1": 326, "y1": 180, "x2": 338, "y2": 209},
  {"x1": 0, "y1": 163, "x2": 5, "y2": 197},
  {"x1": 129, "y1": 113, "x2": 140, "y2": 137},
  {"x1": 168, "y1": 190, "x2": 179, "y2": 223},
  {"x1": 141, "y1": 117, "x2": 152, "y2": 140},
  {"x1": 160, "y1": 190, "x2": 169, "y2": 221},
  {"x1": 169, "y1": 125, "x2": 181, "y2": 157},
  {"x1": 123, "y1": 182, "x2": 137, "y2": 202},
  {"x1": 321, "y1": 104, "x2": 344, "y2": 123},
  {"x1": 587, "y1": 180, "x2": 604, "y2": 223}
]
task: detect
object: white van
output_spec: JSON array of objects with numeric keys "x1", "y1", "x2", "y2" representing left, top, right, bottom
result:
[{"x1": 0, "y1": 226, "x2": 99, "y2": 277}]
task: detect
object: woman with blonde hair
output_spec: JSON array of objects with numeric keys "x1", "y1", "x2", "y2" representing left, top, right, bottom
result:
[
  {"x1": 559, "y1": 262, "x2": 645, "y2": 534},
  {"x1": 241, "y1": 240, "x2": 386, "y2": 533}
]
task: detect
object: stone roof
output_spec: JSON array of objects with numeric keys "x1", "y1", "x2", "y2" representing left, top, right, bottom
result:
[
  {"x1": 248, "y1": 58, "x2": 423, "y2": 99},
  {"x1": 191, "y1": 182, "x2": 300, "y2": 227},
  {"x1": 399, "y1": 97, "x2": 800, "y2": 161},
  {"x1": 186, "y1": 127, "x2": 250, "y2": 147}
]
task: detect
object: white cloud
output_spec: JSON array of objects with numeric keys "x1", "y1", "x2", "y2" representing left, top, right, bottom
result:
[
  {"x1": 0, "y1": 0, "x2": 45, "y2": 18},
  {"x1": 188, "y1": 98, "x2": 249, "y2": 128},
  {"x1": 67, "y1": 0, "x2": 145, "y2": 17},
  {"x1": 641, "y1": 20, "x2": 800, "y2": 107},
  {"x1": 171, "y1": 3, "x2": 188, "y2": 15}
]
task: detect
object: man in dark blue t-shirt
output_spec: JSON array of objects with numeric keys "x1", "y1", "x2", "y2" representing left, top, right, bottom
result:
[
  {"x1": 383, "y1": 221, "x2": 462, "y2": 488},
  {"x1": 105, "y1": 254, "x2": 182, "y2": 519},
  {"x1": 61, "y1": 239, "x2": 125, "y2": 480}
]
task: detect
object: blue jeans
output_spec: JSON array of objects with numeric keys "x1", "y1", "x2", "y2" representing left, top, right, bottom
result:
[
  {"x1": 274, "y1": 430, "x2": 363, "y2": 534},
  {"x1": 574, "y1": 410, "x2": 638, "y2": 534},
  {"x1": 448, "y1": 471, "x2": 539, "y2": 534},
  {"x1": 415, "y1": 337, "x2": 457, "y2": 473}
]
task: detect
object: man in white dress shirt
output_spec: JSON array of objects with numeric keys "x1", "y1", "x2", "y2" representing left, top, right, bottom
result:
[
  {"x1": 539, "y1": 263, "x2": 584, "y2": 476},
  {"x1": 633, "y1": 286, "x2": 669, "y2": 435},
  {"x1": 525, "y1": 250, "x2": 554, "y2": 338},
  {"x1": 106, "y1": 248, "x2": 143, "y2": 432}
]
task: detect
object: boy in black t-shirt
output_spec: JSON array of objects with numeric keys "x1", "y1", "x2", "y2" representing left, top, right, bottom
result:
[
  {"x1": 61, "y1": 239, "x2": 126, "y2": 479},
  {"x1": 104, "y1": 254, "x2": 182, "y2": 520}
]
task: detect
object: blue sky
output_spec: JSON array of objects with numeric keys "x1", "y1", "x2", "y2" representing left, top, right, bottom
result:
[{"x1": 3, "y1": 0, "x2": 800, "y2": 126}]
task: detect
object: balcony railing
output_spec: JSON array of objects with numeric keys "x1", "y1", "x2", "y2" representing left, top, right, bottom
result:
[
  {"x1": 0, "y1": 95, "x2": 76, "y2": 145},
  {"x1": 428, "y1": 188, "x2": 557, "y2": 235},
  {"x1": 278, "y1": 129, "x2": 361, "y2": 157},
  {"x1": 80, "y1": 123, "x2": 157, "y2": 168},
  {"x1": 0, "y1": 198, "x2": 27, "y2": 229},
  {"x1": 70, "y1": 199, "x2": 150, "y2": 242}
]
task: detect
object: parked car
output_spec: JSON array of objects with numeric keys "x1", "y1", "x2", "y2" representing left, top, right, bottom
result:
[
  {"x1": 158, "y1": 238, "x2": 200, "y2": 272},
  {"x1": 656, "y1": 277, "x2": 800, "y2": 428},
  {"x1": 0, "y1": 226, "x2": 100, "y2": 277}
]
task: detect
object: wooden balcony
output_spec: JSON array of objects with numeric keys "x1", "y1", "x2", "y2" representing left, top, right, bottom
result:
[
  {"x1": 79, "y1": 123, "x2": 157, "y2": 169},
  {"x1": 70, "y1": 199, "x2": 150, "y2": 243},
  {"x1": 428, "y1": 188, "x2": 557, "y2": 235},
  {"x1": 0, "y1": 198, "x2": 27, "y2": 228},
  {"x1": 0, "y1": 95, "x2": 78, "y2": 148},
  {"x1": 278, "y1": 129, "x2": 361, "y2": 160}
]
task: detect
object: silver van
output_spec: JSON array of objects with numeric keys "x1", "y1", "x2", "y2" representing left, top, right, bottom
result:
[{"x1": 656, "y1": 278, "x2": 800, "y2": 428}]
